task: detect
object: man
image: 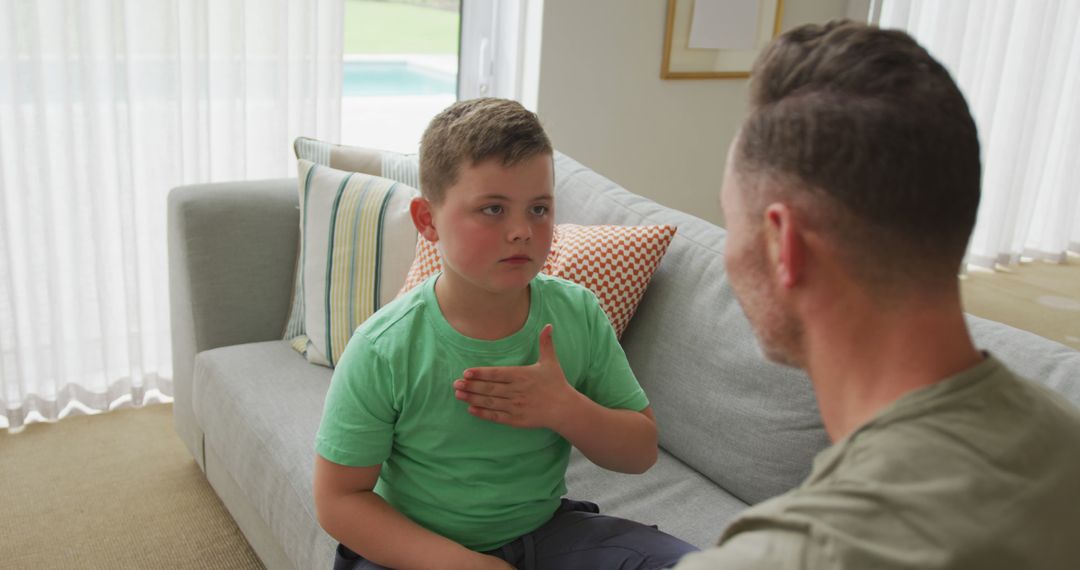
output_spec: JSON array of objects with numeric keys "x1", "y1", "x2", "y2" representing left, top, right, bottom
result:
[{"x1": 675, "y1": 20, "x2": 1080, "y2": 570}]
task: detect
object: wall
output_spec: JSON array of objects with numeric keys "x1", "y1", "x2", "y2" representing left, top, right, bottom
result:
[{"x1": 535, "y1": 0, "x2": 853, "y2": 226}]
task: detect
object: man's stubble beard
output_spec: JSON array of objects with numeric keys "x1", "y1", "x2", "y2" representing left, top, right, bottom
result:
[{"x1": 730, "y1": 248, "x2": 806, "y2": 369}]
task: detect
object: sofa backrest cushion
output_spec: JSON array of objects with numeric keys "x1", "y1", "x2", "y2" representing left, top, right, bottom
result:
[
  {"x1": 551, "y1": 152, "x2": 831, "y2": 505},
  {"x1": 967, "y1": 315, "x2": 1080, "y2": 408}
]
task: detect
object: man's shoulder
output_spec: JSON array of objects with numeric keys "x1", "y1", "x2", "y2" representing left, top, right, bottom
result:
[
  {"x1": 742, "y1": 358, "x2": 1080, "y2": 568},
  {"x1": 850, "y1": 358, "x2": 1080, "y2": 465},
  {"x1": 1004, "y1": 363, "x2": 1080, "y2": 429}
]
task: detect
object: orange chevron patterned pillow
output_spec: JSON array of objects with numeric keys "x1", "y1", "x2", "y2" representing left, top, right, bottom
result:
[{"x1": 397, "y1": 224, "x2": 677, "y2": 338}]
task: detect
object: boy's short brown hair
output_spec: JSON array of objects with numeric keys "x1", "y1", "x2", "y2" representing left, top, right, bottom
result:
[{"x1": 419, "y1": 98, "x2": 553, "y2": 203}]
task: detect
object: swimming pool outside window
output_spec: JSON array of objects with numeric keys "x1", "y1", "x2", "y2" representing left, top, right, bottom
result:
[
  {"x1": 343, "y1": 59, "x2": 456, "y2": 97},
  {"x1": 341, "y1": 0, "x2": 460, "y2": 154}
]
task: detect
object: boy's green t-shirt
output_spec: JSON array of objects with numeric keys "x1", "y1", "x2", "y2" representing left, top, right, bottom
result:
[{"x1": 315, "y1": 273, "x2": 649, "y2": 551}]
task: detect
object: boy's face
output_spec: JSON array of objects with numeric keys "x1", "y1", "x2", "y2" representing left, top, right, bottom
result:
[{"x1": 424, "y1": 153, "x2": 555, "y2": 296}]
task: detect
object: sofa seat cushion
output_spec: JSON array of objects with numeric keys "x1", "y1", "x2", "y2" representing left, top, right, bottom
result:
[
  {"x1": 566, "y1": 448, "x2": 747, "y2": 549},
  {"x1": 193, "y1": 340, "x2": 336, "y2": 570},
  {"x1": 193, "y1": 340, "x2": 745, "y2": 565}
]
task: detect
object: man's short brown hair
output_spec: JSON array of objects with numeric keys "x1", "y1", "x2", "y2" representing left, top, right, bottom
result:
[
  {"x1": 736, "y1": 20, "x2": 981, "y2": 288},
  {"x1": 419, "y1": 98, "x2": 553, "y2": 203}
]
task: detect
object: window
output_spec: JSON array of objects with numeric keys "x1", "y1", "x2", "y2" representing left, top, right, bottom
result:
[{"x1": 341, "y1": 0, "x2": 461, "y2": 153}]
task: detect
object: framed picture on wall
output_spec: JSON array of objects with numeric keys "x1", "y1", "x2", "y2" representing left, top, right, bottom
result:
[{"x1": 662, "y1": 0, "x2": 784, "y2": 79}]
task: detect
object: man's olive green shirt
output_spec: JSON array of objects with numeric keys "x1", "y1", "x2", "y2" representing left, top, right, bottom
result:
[{"x1": 677, "y1": 355, "x2": 1080, "y2": 569}]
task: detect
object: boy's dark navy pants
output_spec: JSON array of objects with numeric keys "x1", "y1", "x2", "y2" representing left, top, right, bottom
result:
[{"x1": 332, "y1": 498, "x2": 699, "y2": 570}]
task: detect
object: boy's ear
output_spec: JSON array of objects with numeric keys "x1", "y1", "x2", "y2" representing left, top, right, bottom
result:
[{"x1": 410, "y1": 197, "x2": 439, "y2": 243}]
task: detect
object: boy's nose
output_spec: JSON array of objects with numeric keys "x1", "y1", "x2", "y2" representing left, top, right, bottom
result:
[{"x1": 508, "y1": 220, "x2": 532, "y2": 242}]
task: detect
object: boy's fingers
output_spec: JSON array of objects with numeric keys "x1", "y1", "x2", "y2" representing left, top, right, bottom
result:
[
  {"x1": 537, "y1": 324, "x2": 558, "y2": 364},
  {"x1": 463, "y1": 367, "x2": 514, "y2": 382},
  {"x1": 454, "y1": 379, "x2": 507, "y2": 396},
  {"x1": 468, "y1": 406, "x2": 512, "y2": 425},
  {"x1": 456, "y1": 391, "x2": 508, "y2": 411},
  {"x1": 454, "y1": 382, "x2": 510, "y2": 402}
]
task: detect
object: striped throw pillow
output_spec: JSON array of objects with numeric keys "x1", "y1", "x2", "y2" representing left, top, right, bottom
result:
[
  {"x1": 284, "y1": 160, "x2": 419, "y2": 367},
  {"x1": 293, "y1": 137, "x2": 420, "y2": 189}
]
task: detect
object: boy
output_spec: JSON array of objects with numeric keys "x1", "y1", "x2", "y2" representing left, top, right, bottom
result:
[{"x1": 313, "y1": 98, "x2": 697, "y2": 569}]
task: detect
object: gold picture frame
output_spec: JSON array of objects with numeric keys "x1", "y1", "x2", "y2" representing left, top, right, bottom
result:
[{"x1": 661, "y1": 0, "x2": 784, "y2": 79}]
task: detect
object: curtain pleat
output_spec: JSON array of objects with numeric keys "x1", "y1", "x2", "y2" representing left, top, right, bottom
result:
[
  {"x1": 0, "y1": 0, "x2": 343, "y2": 431},
  {"x1": 880, "y1": 0, "x2": 1080, "y2": 268}
]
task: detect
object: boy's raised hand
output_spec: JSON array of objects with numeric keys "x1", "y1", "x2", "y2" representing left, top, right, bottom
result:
[{"x1": 454, "y1": 324, "x2": 581, "y2": 430}]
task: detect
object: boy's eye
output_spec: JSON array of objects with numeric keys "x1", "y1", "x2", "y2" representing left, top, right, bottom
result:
[
  {"x1": 530, "y1": 205, "x2": 550, "y2": 216},
  {"x1": 481, "y1": 205, "x2": 504, "y2": 215}
]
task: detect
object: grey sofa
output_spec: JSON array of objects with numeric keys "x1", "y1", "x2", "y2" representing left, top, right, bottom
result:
[{"x1": 168, "y1": 152, "x2": 1080, "y2": 570}]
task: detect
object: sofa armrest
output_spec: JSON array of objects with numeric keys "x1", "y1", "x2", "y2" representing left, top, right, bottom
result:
[{"x1": 168, "y1": 178, "x2": 299, "y2": 467}]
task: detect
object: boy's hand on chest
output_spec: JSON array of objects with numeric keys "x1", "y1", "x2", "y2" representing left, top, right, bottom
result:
[{"x1": 452, "y1": 323, "x2": 585, "y2": 432}]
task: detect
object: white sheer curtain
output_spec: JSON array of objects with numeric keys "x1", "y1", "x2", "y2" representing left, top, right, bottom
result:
[
  {"x1": 878, "y1": 0, "x2": 1080, "y2": 268},
  {"x1": 0, "y1": 0, "x2": 343, "y2": 431}
]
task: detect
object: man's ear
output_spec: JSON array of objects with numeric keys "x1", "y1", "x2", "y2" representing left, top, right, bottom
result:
[
  {"x1": 762, "y1": 202, "x2": 803, "y2": 289},
  {"x1": 410, "y1": 197, "x2": 439, "y2": 243}
]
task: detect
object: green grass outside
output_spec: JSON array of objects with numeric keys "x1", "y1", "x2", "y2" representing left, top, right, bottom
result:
[{"x1": 344, "y1": 0, "x2": 460, "y2": 54}]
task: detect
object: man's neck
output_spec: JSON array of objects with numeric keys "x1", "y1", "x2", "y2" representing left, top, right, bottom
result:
[
  {"x1": 802, "y1": 288, "x2": 982, "y2": 443},
  {"x1": 434, "y1": 273, "x2": 532, "y2": 341}
]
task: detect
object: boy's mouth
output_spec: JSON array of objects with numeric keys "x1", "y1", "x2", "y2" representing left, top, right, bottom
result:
[{"x1": 500, "y1": 255, "x2": 532, "y2": 264}]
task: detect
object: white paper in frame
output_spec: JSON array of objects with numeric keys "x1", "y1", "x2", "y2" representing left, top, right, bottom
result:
[{"x1": 662, "y1": 0, "x2": 784, "y2": 79}]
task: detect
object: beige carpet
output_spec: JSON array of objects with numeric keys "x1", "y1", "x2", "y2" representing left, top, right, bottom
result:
[
  {"x1": 0, "y1": 403, "x2": 264, "y2": 570},
  {"x1": 961, "y1": 254, "x2": 1080, "y2": 351}
]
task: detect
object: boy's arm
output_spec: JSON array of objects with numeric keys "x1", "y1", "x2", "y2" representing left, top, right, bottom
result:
[
  {"x1": 454, "y1": 324, "x2": 659, "y2": 474},
  {"x1": 313, "y1": 455, "x2": 512, "y2": 570},
  {"x1": 553, "y1": 398, "x2": 659, "y2": 474}
]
